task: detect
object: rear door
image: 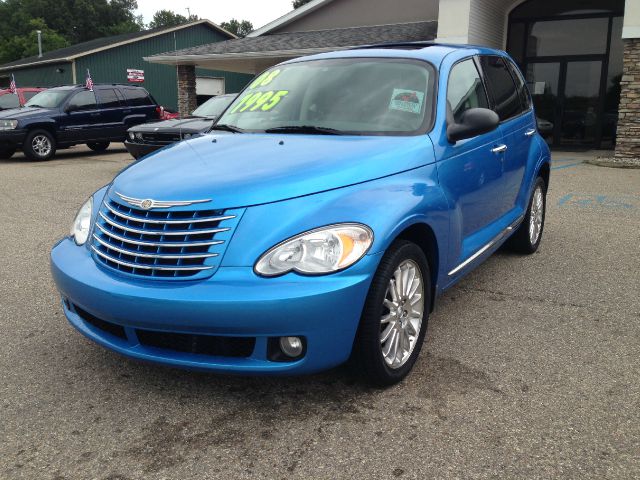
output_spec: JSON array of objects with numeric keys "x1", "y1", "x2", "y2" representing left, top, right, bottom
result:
[
  {"x1": 95, "y1": 88, "x2": 125, "y2": 140},
  {"x1": 479, "y1": 56, "x2": 537, "y2": 216},
  {"x1": 59, "y1": 90, "x2": 104, "y2": 142}
]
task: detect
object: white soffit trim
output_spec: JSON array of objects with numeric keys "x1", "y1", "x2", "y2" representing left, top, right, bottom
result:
[{"x1": 248, "y1": 0, "x2": 337, "y2": 37}]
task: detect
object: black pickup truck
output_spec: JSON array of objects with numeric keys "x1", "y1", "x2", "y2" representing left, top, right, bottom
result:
[{"x1": 0, "y1": 84, "x2": 160, "y2": 160}]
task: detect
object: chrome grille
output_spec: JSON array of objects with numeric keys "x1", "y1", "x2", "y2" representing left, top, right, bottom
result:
[{"x1": 91, "y1": 197, "x2": 239, "y2": 279}]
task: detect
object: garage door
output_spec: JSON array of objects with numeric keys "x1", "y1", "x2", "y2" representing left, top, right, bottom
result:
[{"x1": 196, "y1": 77, "x2": 225, "y2": 96}]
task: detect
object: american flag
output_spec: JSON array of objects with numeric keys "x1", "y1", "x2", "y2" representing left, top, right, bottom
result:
[
  {"x1": 85, "y1": 69, "x2": 93, "y2": 91},
  {"x1": 9, "y1": 74, "x2": 17, "y2": 94}
]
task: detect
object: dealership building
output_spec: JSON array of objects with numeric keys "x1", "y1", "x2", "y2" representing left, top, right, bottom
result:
[{"x1": 147, "y1": 0, "x2": 640, "y2": 164}]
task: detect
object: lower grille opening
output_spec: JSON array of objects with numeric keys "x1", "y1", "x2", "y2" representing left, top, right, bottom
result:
[
  {"x1": 136, "y1": 329, "x2": 255, "y2": 358},
  {"x1": 73, "y1": 304, "x2": 127, "y2": 340}
]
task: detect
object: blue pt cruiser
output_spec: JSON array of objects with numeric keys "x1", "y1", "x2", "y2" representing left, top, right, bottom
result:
[{"x1": 51, "y1": 43, "x2": 550, "y2": 386}]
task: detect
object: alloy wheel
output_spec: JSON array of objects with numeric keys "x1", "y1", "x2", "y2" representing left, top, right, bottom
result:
[
  {"x1": 529, "y1": 186, "x2": 544, "y2": 245},
  {"x1": 380, "y1": 259, "x2": 424, "y2": 369},
  {"x1": 32, "y1": 135, "x2": 51, "y2": 157}
]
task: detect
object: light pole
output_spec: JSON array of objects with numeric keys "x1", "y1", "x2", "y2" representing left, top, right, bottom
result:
[{"x1": 36, "y1": 30, "x2": 42, "y2": 58}]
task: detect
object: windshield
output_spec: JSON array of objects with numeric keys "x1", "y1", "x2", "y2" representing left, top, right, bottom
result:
[
  {"x1": 217, "y1": 58, "x2": 435, "y2": 135},
  {"x1": 192, "y1": 95, "x2": 235, "y2": 118},
  {"x1": 25, "y1": 90, "x2": 70, "y2": 108}
]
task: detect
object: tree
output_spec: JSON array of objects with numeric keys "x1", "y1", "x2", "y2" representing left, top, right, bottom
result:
[
  {"x1": 148, "y1": 9, "x2": 197, "y2": 29},
  {"x1": 293, "y1": 0, "x2": 314, "y2": 8},
  {"x1": 0, "y1": 0, "x2": 142, "y2": 63},
  {"x1": 220, "y1": 19, "x2": 253, "y2": 38}
]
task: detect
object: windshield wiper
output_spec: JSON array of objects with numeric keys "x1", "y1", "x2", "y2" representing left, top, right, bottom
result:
[
  {"x1": 210, "y1": 123, "x2": 245, "y2": 133},
  {"x1": 264, "y1": 125, "x2": 344, "y2": 135}
]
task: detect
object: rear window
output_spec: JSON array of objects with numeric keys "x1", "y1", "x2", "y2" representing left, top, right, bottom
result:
[
  {"x1": 0, "y1": 93, "x2": 20, "y2": 109},
  {"x1": 479, "y1": 56, "x2": 522, "y2": 121},
  {"x1": 122, "y1": 88, "x2": 153, "y2": 106}
]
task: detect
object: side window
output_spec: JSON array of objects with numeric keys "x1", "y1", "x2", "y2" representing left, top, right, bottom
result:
[
  {"x1": 97, "y1": 89, "x2": 121, "y2": 108},
  {"x1": 67, "y1": 90, "x2": 97, "y2": 111},
  {"x1": 505, "y1": 59, "x2": 532, "y2": 112},
  {"x1": 23, "y1": 91, "x2": 39, "y2": 101},
  {"x1": 122, "y1": 88, "x2": 153, "y2": 107},
  {"x1": 479, "y1": 56, "x2": 522, "y2": 121},
  {"x1": 447, "y1": 58, "x2": 489, "y2": 123}
]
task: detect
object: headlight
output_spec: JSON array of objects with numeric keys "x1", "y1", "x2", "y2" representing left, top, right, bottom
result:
[
  {"x1": 70, "y1": 197, "x2": 93, "y2": 245},
  {"x1": 135, "y1": 132, "x2": 143, "y2": 140},
  {"x1": 0, "y1": 119, "x2": 18, "y2": 130},
  {"x1": 255, "y1": 223, "x2": 373, "y2": 277},
  {"x1": 182, "y1": 133, "x2": 191, "y2": 139},
  {"x1": 128, "y1": 132, "x2": 135, "y2": 141}
]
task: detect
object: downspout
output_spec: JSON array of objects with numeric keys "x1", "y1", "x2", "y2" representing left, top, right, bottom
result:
[{"x1": 71, "y1": 60, "x2": 77, "y2": 84}]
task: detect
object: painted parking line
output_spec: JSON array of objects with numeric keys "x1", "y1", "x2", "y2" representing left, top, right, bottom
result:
[
  {"x1": 551, "y1": 161, "x2": 583, "y2": 171},
  {"x1": 558, "y1": 193, "x2": 639, "y2": 210}
]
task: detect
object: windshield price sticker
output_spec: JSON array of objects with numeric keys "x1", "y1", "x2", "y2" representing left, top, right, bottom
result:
[
  {"x1": 248, "y1": 69, "x2": 281, "y2": 89},
  {"x1": 389, "y1": 89, "x2": 425, "y2": 114},
  {"x1": 230, "y1": 90, "x2": 289, "y2": 113}
]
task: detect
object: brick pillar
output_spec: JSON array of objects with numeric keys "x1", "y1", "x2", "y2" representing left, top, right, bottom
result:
[
  {"x1": 177, "y1": 64, "x2": 197, "y2": 118},
  {"x1": 614, "y1": 38, "x2": 640, "y2": 166}
]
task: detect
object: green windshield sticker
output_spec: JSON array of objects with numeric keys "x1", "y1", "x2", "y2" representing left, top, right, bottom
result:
[
  {"x1": 248, "y1": 69, "x2": 281, "y2": 89},
  {"x1": 229, "y1": 90, "x2": 289, "y2": 114},
  {"x1": 389, "y1": 89, "x2": 424, "y2": 114}
]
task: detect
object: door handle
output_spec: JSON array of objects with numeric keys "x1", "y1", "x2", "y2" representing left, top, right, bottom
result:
[
  {"x1": 525, "y1": 128, "x2": 536, "y2": 137},
  {"x1": 491, "y1": 144, "x2": 508, "y2": 154}
]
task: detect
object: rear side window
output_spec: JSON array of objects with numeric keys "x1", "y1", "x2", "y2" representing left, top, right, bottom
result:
[
  {"x1": 122, "y1": 88, "x2": 153, "y2": 106},
  {"x1": 0, "y1": 94, "x2": 20, "y2": 109},
  {"x1": 23, "y1": 91, "x2": 39, "y2": 101},
  {"x1": 67, "y1": 90, "x2": 97, "y2": 111},
  {"x1": 97, "y1": 89, "x2": 121, "y2": 108},
  {"x1": 505, "y1": 59, "x2": 532, "y2": 112},
  {"x1": 479, "y1": 56, "x2": 522, "y2": 121},
  {"x1": 447, "y1": 58, "x2": 489, "y2": 123}
]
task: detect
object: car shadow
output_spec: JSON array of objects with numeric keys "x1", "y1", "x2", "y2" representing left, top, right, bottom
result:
[{"x1": 0, "y1": 144, "x2": 130, "y2": 164}]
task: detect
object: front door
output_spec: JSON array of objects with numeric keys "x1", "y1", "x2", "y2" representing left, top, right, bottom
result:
[{"x1": 525, "y1": 59, "x2": 604, "y2": 148}]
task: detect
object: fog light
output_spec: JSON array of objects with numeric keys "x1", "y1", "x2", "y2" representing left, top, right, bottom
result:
[{"x1": 279, "y1": 336, "x2": 303, "y2": 358}]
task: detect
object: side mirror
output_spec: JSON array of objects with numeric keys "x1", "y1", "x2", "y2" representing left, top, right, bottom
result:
[{"x1": 447, "y1": 108, "x2": 499, "y2": 143}]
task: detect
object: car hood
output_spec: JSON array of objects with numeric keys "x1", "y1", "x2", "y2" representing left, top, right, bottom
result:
[
  {"x1": 110, "y1": 133, "x2": 435, "y2": 209},
  {"x1": 0, "y1": 106, "x2": 53, "y2": 120},
  {"x1": 130, "y1": 117, "x2": 214, "y2": 134}
]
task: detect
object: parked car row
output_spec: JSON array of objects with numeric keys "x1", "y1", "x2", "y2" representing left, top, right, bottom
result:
[{"x1": 0, "y1": 82, "x2": 236, "y2": 161}]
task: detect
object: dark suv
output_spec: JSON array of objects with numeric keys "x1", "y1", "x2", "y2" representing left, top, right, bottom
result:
[{"x1": 0, "y1": 84, "x2": 159, "y2": 160}]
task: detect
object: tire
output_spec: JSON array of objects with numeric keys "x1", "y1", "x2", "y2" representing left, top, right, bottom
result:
[
  {"x1": 87, "y1": 141, "x2": 110, "y2": 152},
  {"x1": 0, "y1": 148, "x2": 16, "y2": 159},
  {"x1": 24, "y1": 129, "x2": 56, "y2": 161},
  {"x1": 506, "y1": 176, "x2": 546, "y2": 254},
  {"x1": 351, "y1": 240, "x2": 431, "y2": 387}
]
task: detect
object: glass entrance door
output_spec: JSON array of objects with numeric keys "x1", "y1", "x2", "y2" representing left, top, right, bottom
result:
[{"x1": 526, "y1": 59, "x2": 604, "y2": 148}]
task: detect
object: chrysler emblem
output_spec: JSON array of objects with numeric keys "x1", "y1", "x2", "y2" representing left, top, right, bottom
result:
[{"x1": 115, "y1": 192, "x2": 212, "y2": 209}]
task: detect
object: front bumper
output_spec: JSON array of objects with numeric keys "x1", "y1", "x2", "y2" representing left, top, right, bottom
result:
[
  {"x1": 0, "y1": 129, "x2": 26, "y2": 150},
  {"x1": 51, "y1": 238, "x2": 380, "y2": 375},
  {"x1": 123, "y1": 140, "x2": 162, "y2": 159}
]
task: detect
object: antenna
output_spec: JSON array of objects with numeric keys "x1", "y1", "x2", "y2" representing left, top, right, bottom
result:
[{"x1": 186, "y1": 7, "x2": 191, "y2": 19}]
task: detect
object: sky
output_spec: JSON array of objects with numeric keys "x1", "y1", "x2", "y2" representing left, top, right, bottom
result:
[{"x1": 135, "y1": 0, "x2": 296, "y2": 31}]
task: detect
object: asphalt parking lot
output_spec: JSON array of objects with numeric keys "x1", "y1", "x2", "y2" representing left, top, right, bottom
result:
[{"x1": 1, "y1": 145, "x2": 639, "y2": 479}]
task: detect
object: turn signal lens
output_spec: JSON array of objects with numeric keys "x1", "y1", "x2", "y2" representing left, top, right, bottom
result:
[{"x1": 255, "y1": 224, "x2": 373, "y2": 277}]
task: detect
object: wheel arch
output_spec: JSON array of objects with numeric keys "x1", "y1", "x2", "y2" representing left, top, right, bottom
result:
[
  {"x1": 25, "y1": 122, "x2": 58, "y2": 141},
  {"x1": 537, "y1": 159, "x2": 550, "y2": 192},
  {"x1": 393, "y1": 222, "x2": 439, "y2": 312}
]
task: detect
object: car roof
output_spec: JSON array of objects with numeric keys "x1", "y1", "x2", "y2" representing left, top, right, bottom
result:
[{"x1": 282, "y1": 42, "x2": 507, "y2": 67}]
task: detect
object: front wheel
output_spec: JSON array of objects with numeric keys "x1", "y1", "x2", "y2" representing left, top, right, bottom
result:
[
  {"x1": 351, "y1": 240, "x2": 431, "y2": 387},
  {"x1": 87, "y1": 141, "x2": 110, "y2": 152},
  {"x1": 24, "y1": 129, "x2": 56, "y2": 161},
  {"x1": 507, "y1": 177, "x2": 546, "y2": 254}
]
